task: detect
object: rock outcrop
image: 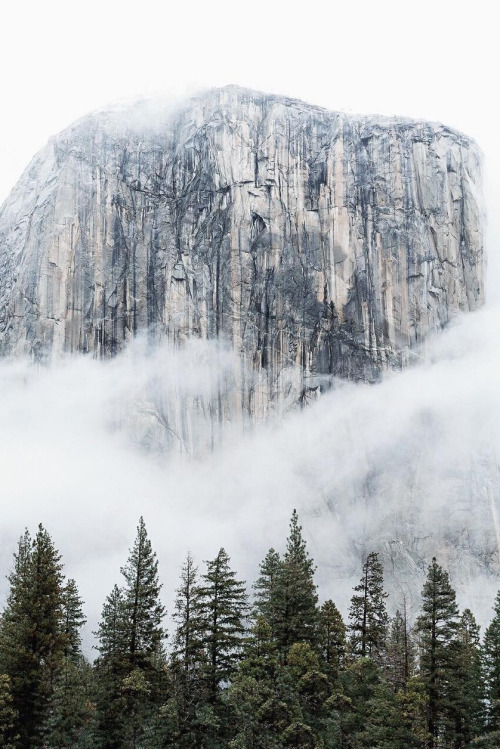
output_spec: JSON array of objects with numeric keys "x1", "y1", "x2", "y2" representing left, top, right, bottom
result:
[{"x1": 0, "y1": 86, "x2": 484, "y2": 412}]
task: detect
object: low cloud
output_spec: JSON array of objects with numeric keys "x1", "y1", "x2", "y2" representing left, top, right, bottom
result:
[{"x1": 1, "y1": 306, "x2": 500, "y2": 652}]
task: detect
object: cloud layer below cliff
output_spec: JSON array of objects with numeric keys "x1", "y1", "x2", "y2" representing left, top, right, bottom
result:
[{"x1": 1, "y1": 303, "x2": 500, "y2": 649}]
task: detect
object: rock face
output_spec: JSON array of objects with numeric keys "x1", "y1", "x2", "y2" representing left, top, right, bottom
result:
[{"x1": 0, "y1": 86, "x2": 484, "y2": 410}]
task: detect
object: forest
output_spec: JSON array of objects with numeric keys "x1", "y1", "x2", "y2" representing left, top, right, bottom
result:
[{"x1": 0, "y1": 511, "x2": 498, "y2": 748}]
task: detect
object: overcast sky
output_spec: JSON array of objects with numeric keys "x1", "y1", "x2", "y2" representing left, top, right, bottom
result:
[{"x1": 0, "y1": 1, "x2": 495, "y2": 187}]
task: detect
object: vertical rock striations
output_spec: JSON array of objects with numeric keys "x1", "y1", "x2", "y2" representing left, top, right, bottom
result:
[{"x1": 0, "y1": 86, "x2": 484, "y2": 412}]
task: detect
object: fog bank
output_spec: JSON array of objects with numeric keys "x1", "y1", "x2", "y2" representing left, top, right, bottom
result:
[{"x1": 1, "y1": 303, "x2": 500, "y2": 649}]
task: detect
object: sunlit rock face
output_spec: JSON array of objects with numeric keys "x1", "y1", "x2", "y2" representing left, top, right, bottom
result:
[{"x1": 0, "y1": 87, "x2": 484, "y2": 406}]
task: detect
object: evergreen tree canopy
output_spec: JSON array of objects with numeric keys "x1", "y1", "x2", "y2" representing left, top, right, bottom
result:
[
  {"x1": 252, "y1": 547, "x2": 281, "y2": 626},
  {"x1": 120, "y1": 516, "x2": 166, "y2": 666},
  {"x1": 171, "y1": 551, "x2": 204, "y2": 680},
  {"x1": 415, "y1": 557, "x2": 460, "y2": 746},
  {"x1": 444, "y1": 607, "x2": 484, "y2": 746},
  {"x1": 0, "y1": 525, "x2": 67, "y2": 748},
  {"x1": 483, "y1": 590, "x2": 500, "y2": 732},
  {"x1": 95, "y1": 584, "x2": 127, "y2": 664},
  {"x1": 169, "y1": 552, "x2": 207, "y2": 747},
  {"x1": 195, "y1": 547, "x2": 248, "y2": 702},
  {"x1": 318, "y1": 600, "x2": 346, "y2": 682},
  {"x1": 0, "y1": 674, "x2": 18, "y2": 748},
  {"x1": 94, "y1": 518, "x2": 167, "y2": 748},
  {"x1": 62, "y1": 578, "x2": 87, "y2": 661},
  {"x1": 348, "y1": 551, "x2": 388, "y2": 662},
  {"x1": 385, "y1": 605, "x2": 415, "y2": 692},
  {"x1": 271, "y1": 510, "x2": 318, "y2": 655}
]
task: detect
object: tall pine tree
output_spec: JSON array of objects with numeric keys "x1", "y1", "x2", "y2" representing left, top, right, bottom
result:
[
  {"x1": 271, "y1": 510, "x2": 318, "y2": 656},
  {"x1": 44, "y1": 578, "x2": 94, "y2": 747},
  {"x1": 349, "y1": 551, "x2": 388, "y2": 662},
  {"x1": 94, "y1": 518, "x2": 167, "y2": 747},
  {"x1": 195, "y1": 547, "x2": 248, "y2": 703},
  {"x1": 415, "y1": 557, "x2": 460, "y2": 747},
  {"x1": 444, "y1": 608, "x2": 484, "y2": 746},
  {"x1": 385, "y1": 604, "x2": 415, "y2": 692},
  {"x1": 0, "y1": 526, "x2": 67, "y2": 748},
  {"x1": 483, "y1": 590, "x2": 500, "y2": 737},
  {"x1": 318, "y1": 600, "x2": 346, "y2": 683},
  {"x1": 121, "y1": 516, "x2": 166, "y2": 668},
  {"x1": 169, "y1": 552, "x2": 206, "y2": 747},
  {"x1": 252, "y1": 547, "x2": 281, "y2": 628}
]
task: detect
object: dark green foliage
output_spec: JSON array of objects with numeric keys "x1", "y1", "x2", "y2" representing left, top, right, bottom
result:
[
  {"x1": 252, "y1": 547, "x2": 281, "y2": 627},
  {"x1": 444, "y1": 608, "x2": 485, "y2": 746},
  {"x1": 93, "y1": 517, "x2": 167, "y2": 748},
  {"x1": 168, "y1": 552, "x2": 207, "y2": 747},
  {"x1": 349, "y1": 551, "x2": 388, "y2": 662},
  {"x1": 271, "y1": 510, "x2": 319, "y2": 656},
  {"x1": 395, "y1": 677, "x2": 430, "y2": 748},
  {"x1": 286, "y1": 642, "x2": 330, "y2": 728},
  {"x1": 120, "y1": 516, "x2": 166, "y2": 667},
  {"x1": 484, "y1": 590, "x2": 500, "y2": 732},
  {"x1": 226, "y1": 617, "x2": 286, "y2": 747},
  {"x1": 318, "y1": 599, "x2": 346, "y2": 682},
  {"x1": 0, "y1": 526, "x2": 67, "y2": 747},
  {"x1": 0, "y1": 674, "x2": 18, "y2": 748},
  {"x1": 228, "y1": 625, "x2": 330, "y2": 747},
  {"x1": 44, "y1": 578, "x2": 95, "y2": 747},
  {"x1": 195, "y1": 547, "x2": 248, "y2": 702},
  {"x1": 45, "y1": 657, "x2": 96, "y2": 748},
  {"x1": 3, "y1": 516, "x2": 500, "y2": 747},
  {"x1": 385, "y1": 605, "x2": 415, "y2": 691},
  {"x1": 280, "y1": 720, "x2": 316, "y2": 747},
  {"x1": 95, "y1": 584, "x2": 127, "y2": 662},
  {"x1": 415, "y1": 557, "x2": 460, "y2": 747},
  {"x1": 338, "y1": 657, "x2": 416, "y2": 747},
  {"x1": 171, "y1": 552, "x2": 204, "y2": 684},
  {"x1": 62, "y1": 578, "x2": 87, "y2": 661}
]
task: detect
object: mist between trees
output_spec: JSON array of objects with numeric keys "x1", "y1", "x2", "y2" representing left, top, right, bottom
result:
[
  {"x1": 2, "y1": 303, "x2": 500, "y2": 648},
  {"x1": 0, "y1": 512, "x2": 499, "y2": 748}
]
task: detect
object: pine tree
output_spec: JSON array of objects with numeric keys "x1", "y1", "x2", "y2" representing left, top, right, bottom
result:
[
  {"x1": 444, "y1": 608, "x2": 484, "y2": 746},
  {"x1": 121, "y1": 516, "x2": 166, "y2": 668},
  {"x1": 348, "y1": 551, "x2": 388, "y2": 662},
  {"x1": 285, "y1": 641, "x2": 330, "y2": 736},
  {"x1": 45, "y1": 578, "x2": 94, "y2": 747},
  {"x1": 95, "y1": 584, "x2": 127, "y2": 663},
  {"x1": 252, "y1": 548, "x2": 281, "y2": 626},
  {"x1": 272, "y1": 510, "x2": 318, "y2": 655},
  {"x1": 195, "y1": 547, "x2": 248, "y2": 702},
  {"x1": 45, "y1": 658, "x2": 95, "y2": 748},
  {"x1": 386, "y1": 605, "x2": 415, "y2": 692},
  {"x1": 339, "y1": 657, "x2": 414, "y2": 747},
  {"x1": 0, "y1": 525, "x2": 67, "y2": 748},
  {"x1": 395, "y1": 677, "x2": 430, "y2": 748},
  {"x1": 62, "y1": 578, "x2": 87, "y2": 661},
  {"x1": 318, "y1": 600, "x2": 346, "y2": 682},
  {"x1": 94, "y1": 518, "x2": 167, "y2": 747},
  {"x1": 415, "y1": 557, "x2": 460, "y2": 747},
  {"x1": 171, "y1": 553, "x2": 203, "y2": 684},
  {"x1": 226, "y1": 616, "x2": 285, "y2": 747},
  {"x1": 484, "y1": 590, "x2": 500, "y2": 733},
  {"x1": 169, "y1": 552, "x2": 206, "y2": 746},
  {"x1": 0, "y1": 674, "x2": 18, "y2": 748}
]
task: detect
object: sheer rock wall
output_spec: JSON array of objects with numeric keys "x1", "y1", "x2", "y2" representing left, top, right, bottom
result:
[{"x1": 0, "y1": 87, "x2": 484, "y2": 414}]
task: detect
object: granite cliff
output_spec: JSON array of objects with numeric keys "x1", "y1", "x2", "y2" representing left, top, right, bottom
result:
[{"x1": 0, "y1": 87, "x2": 484, "y2": 414}]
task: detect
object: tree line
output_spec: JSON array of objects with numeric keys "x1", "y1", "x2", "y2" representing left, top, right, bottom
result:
[{"x1": 0, "y1": 512, "x2": 499, "y2": 747}]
